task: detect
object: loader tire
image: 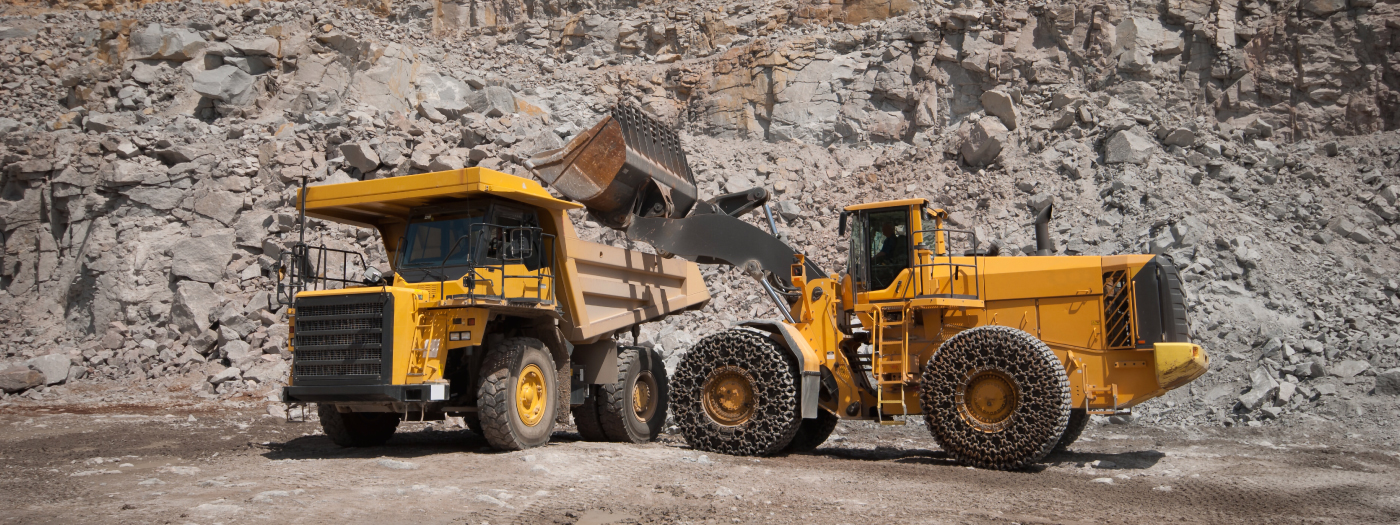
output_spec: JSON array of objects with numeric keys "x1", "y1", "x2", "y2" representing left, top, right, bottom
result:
[
  {"x1": 783, "y1": 407, "x2": 840, "y2": 453},
  {"x1": 1053, "y1": 409, "x2": 1090, "y2": 453},
  {"x1": 478, "y1": 337, "x2": 558, "y2": 451},
  {"x1": 920, "y1": 326, "x2": 1071, "y2": 470},
  {"x1": 318, "y1": 404, "x2": 399, "y2": 447},
  {"x1": 672, "y1": 329, "x2": 802, "y2": 456}
]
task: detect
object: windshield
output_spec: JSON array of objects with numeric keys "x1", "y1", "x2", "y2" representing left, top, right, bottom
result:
[{"x1": 399, "y1": 209, "x2": 487, "y2": 268}]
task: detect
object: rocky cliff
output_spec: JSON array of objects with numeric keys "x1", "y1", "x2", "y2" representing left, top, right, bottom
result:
[{"x1": 0, "y1": 0, "x2": 1397, "y2": 426}]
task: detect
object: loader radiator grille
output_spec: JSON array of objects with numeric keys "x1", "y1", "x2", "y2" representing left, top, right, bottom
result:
[
  {"x1": 1104, "y1": 271, "x2": 1134, "y2": 349},
  {"x1": 291, "y1": 293, "x2": 393, "y2": 384}
]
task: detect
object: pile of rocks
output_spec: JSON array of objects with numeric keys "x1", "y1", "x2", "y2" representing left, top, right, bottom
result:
[{"x1": 0, "y1": 0, "x2": 1395, "y2": 430}]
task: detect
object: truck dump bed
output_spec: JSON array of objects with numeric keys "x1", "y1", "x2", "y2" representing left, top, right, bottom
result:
[{"x1": 295, "y1": 167, "x2": 710, "y2": 343}]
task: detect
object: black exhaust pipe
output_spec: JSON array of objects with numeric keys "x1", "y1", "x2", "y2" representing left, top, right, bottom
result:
[{"x1": 1034, "y1": 203, "x2": 1054, "y2": 256}]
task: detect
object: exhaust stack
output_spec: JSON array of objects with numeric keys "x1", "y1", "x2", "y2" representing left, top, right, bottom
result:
[{"x1": 1034, "y1": 203, "x2": 1054, "y2": 256}]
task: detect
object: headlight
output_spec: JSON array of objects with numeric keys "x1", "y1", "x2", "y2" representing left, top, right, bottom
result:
[{"x1": 449, "y1": 331, "x2": 471, "y2": 341}]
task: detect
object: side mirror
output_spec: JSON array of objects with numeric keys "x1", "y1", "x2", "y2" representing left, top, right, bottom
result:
[
  {"x1": 363, "y1": 266, "x2": 384, "y2": 285},
  {"x1": 838, "y1": 211, "x2": 849, "y2": 236}
]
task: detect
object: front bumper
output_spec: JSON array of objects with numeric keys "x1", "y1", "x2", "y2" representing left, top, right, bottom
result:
[
  {"x1": 1154, "y1": 342, "x2": 1209, "y2": 390},
  {"x1": 282, "y1": 384, "x2": 449, "y2": 403}
]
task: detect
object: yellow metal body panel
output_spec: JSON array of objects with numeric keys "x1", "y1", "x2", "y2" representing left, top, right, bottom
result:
[
  {"x1": 843, "y1": 198, "x2": 929, "y2": 212},
  {"x1": 297, "y1": 167, "x2": 582, "y2": 229},
  {"x1": 1155, "y1": 342, "x2": 1209, "y2": 390}
]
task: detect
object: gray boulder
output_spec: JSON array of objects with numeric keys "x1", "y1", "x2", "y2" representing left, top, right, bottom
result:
[
  {"x1": 193, "y1": 190, "x2": 243, "y2": 225},
  {"x1": 1376, "y1": 370, "x2": 1400, "y2": 396},
  {"x1": 171, "y1": 281, "x2": 223, "y2": 336},
  {"x1": 223, "y1": 340, "x2": 259, "y2": 370},
  {"x1": 1160, "y1": 128, "x2": 1196, "y2": 147},
  {"x1": 244, "y1": 361, "x2": 289, "y2": 384},
  {"x1": 466, "y1": 86, "x2": 518, "y2": 117},
  {"x1": 1104, "y1": 129, "x2": 1156, "y2": 164},
  {"x1": 192, "y1": 66, "x2": 256, "y2": 105},
  {"x1": 1301, "y1": 0, "x2": 1347, "y2": 17},
  {"x1": 1237, "y1": 389, "x2": 1271, "y2": 411},
  {"x1": 960, "y1": 117, "x2": 1008, "y2": 167},
  {"x1": 172, "y1": 230, "x2": 236, "y2": 283},
  {"x1": 25, "y1": 353, "x2": 72, "y2": 385},
  {"x1": 130, "y1": 24, "x2": 206, "y2": 61},
  {"x1": 228, "y1": 36, "x2": 279, "y2": 56},
  {"x1": 1330, "y1": 360, "x2": 1370, "y2": 379},
  {"x1": 416, "y1": 72, "x2": 473, "y2": 118},
  {"x1": 979, "y1": 90, "x2": 1019, "y2": 130},
  {"x1": 209, "y1": 367, "x2": 242, "y2": 385},
  {"x1": 0, "y1": 367, "x2": 43, "y2": 393},
  {"x1": 340, "y1": 143, "x2": 381, "y2": 173}
]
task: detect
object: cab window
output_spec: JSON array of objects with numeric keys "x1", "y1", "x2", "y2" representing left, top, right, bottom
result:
[{"x1": 867, "y1": 209, "x2": 910, "y2": 291}]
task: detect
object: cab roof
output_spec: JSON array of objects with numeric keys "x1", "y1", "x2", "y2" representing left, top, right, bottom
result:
[
  {"x1": 297, "y1": 167, "x2": 583, "y2": 228},
  {"x1": 843, "y1": 198, "x2": 929, "y2": 212}
]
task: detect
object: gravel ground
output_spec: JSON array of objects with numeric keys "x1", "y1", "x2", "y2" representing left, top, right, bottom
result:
[{"x1": 2, "y1": 399, "x2": 1397, "y2": 524}]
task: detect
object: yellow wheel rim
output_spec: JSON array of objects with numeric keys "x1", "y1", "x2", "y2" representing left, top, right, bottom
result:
[
  {"x1": 958, "y1": 369, "x2": 1019, "y2": 432},
  {"x1": 516, "y1": 364, "x2": 547, "y2": 427},
  {"x1": 701, "y1": 367, "x2": 754, "y2": 427},
  {"x1": 633, "y1": 371, "x2": 658, "y2": 423}
]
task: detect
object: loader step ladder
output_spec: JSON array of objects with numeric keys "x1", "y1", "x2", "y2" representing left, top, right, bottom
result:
[{"x1": 872, "y1": 305, "x2": 912, "y2": 425}]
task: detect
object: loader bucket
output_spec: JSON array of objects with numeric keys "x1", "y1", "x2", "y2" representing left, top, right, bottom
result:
[{"x1": 525, "y1": 104, "x2": 698, "y2": 230}]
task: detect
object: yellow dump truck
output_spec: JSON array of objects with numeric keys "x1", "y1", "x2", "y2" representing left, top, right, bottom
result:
[{"x1": 277, "y1": 110, "x2": 709, "y2": 450}]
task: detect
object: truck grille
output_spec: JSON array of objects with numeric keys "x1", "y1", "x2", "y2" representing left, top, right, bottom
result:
[{"x1": 291, "y1": 293, "x2": 393, "y2": 385}]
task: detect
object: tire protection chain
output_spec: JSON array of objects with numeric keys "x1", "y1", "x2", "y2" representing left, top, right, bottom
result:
[{"x1": 919, "y1": 325, "x2": 1071, "y2": 470}]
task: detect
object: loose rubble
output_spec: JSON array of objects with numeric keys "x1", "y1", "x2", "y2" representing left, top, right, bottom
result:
[{"x1": 0, "y1": 0, "x2": 1395, "y2": 433}]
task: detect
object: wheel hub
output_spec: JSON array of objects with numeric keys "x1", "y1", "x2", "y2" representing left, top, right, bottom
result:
[
  {"x1": 956, "y1": 369, "x2": 1019, "y2": 433},
  {"x1": 633, "y1": 370, "x2": 658, "y2": 423},
  {"x1": 701, "y1": 366, "x2": 755, "y2": 427},
  {"x1": 516, "y1": 364, "x2": 547, "y2": 427}
]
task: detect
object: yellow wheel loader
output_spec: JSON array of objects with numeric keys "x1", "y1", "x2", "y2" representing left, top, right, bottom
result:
[
  {"x1": 527, "y1": 105, "x2": 1211, "y2": 469},
  {"x1": 275, "y1": 106, "x2": 709, "y2": 450}
]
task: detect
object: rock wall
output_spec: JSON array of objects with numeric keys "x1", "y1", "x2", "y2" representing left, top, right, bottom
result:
[{"x1": 0, "y1": 0, "x2": 1397, "y2": 427}]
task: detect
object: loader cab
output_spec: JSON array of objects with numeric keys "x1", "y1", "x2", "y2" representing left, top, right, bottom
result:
[{"x1": 839, "y1": 199, "x2": 928, "y2": 295}]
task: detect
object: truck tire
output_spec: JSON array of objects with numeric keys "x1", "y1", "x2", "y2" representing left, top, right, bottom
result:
[
  {"x1": 782, "y1": 407, "x2": 839, "y2": 453},
  {"x1": 571, "y1": 389, "x2": 609, "y2": 442},
  {"x1": 599, "y1": 346, "x2": 669, "y2": 443},
  {"x1": 672, "y1": 329, "x2": 802, "y2": 456},
  {"x1": 919, "y1": 326, "x2": 1071, "y2": 470},
  {"x1": 1053, "y1": 409, "x2": 1090, "y2": 453},
  {"x1": 572, "y1": 346, "x2": 669, "y2": 443},
  {"x1": 318, "y1": 404, "x2": 399, "y2": 447},
  {"x1": 463, "y1": 413, "x2": 484, "y2": 437},
  {"x1": 478, "y1": 337, "x2": 558, "y2": 451}
]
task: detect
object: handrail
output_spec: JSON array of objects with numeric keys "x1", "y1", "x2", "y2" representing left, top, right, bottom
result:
[
  {"x1": 275, "y1": 243, "x2": 374, "y2": 305},
  {"x1": 903, "y1": 227, "x2": 982, "y2": 301}
]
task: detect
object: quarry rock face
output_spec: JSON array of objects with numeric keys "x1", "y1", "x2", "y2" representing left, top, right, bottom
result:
[{"x1": 0, "y1": 0, "x2": 1395, "y2": 432}]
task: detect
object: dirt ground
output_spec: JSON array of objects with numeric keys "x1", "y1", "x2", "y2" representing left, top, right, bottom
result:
[{"x1": 2, "y1": 400, "x2": 1398, "y2": 525}]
